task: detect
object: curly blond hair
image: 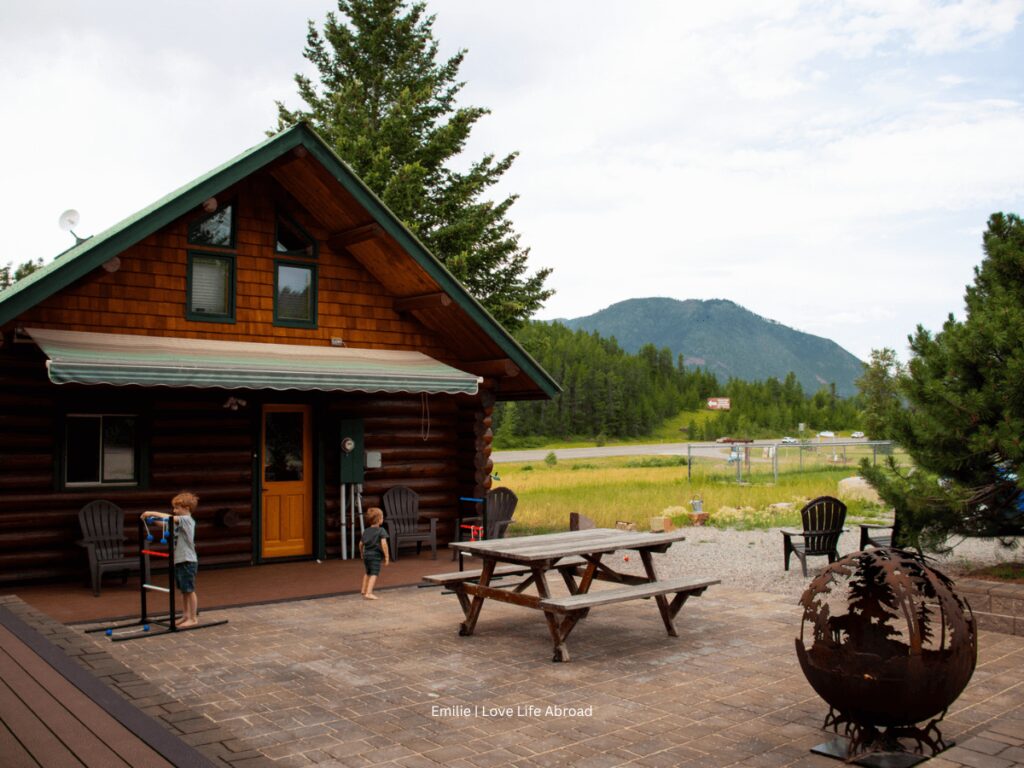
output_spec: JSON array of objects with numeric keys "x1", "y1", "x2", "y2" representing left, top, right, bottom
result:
[{"x1": 172, "y1": 491, "x2": 199, "y2": 513}]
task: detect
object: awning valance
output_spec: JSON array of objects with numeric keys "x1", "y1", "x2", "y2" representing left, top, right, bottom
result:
[{"x1": 26, "y1": 328, "x2": 481, "y2": 395}]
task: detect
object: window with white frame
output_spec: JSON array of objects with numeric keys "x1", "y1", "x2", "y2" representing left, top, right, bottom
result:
[{"x1": 65, "y1": 414, "x2": 138, "y2": 486}]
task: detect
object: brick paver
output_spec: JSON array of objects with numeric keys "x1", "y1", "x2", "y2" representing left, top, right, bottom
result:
[
  {"x1": 63, "y1": 581, "x2": 1024, "y2": 767},
  {"x1": 923, "y1": 714, "x2": 1024, "y2": 768}
]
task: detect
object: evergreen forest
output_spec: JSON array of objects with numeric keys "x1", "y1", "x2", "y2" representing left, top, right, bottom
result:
[{"x1": 494, "y1": 321, "x2": 863, "y2": 446}]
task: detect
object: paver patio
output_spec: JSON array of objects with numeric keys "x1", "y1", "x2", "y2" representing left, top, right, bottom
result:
[{"x1": 82, "y1": 579, "x2": 1024, "y2": 767}]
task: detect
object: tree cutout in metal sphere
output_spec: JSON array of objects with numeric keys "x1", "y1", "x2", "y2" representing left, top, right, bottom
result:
[{"x1": 796, "y1": 548, "x2": 976, "y2": 762}]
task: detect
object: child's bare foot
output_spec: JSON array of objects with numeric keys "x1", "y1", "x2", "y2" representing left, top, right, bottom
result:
[
  {"x1": 178, "y1": 619, "x2": 198, "y2": 628},
  {"x1": 363, "y1": 593, "x2": 379, "y2": 600}
]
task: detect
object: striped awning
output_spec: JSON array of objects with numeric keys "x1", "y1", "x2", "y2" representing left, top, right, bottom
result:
[{"x1": 26, "y1": 328, "x2": 481, "y2": 395}]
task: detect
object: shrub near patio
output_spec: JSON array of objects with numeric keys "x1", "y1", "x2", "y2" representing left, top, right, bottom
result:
[{"x1": 500, "y1": 457, "x2": 889, "y2": 533}]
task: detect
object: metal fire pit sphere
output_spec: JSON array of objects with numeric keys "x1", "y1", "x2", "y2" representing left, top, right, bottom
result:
[{"x1": 796, "y1": 548, "x2": 977, "y2": 761}]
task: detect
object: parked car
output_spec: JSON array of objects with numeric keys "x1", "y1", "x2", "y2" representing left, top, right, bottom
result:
[
  {"x1": 817, "y1": 431, "x2": 835, "y2": 438},
  {"x1": 851, "y1": 431, "x2": 865, "y2": 439},
  {"x1": 715, "y1": 436, "x2": 732, "y2": 443},
  {"x1": 780, "y1": 436, "x2": 799, "y2": 445}
]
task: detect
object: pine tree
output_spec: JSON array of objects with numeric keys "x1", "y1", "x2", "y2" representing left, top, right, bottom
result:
[
  {"x1": 861, "y1": 213, "x2": 1024, "y2": 547},
  {"x1": 0, "y1": 259, "x2": 44, "y2": 290},
  {"x1": 855, "y1": 348, "x2": 904, "y2": 440},
  {"x1": 275, "y1": 0, "x2": 553, "y2": 329}
]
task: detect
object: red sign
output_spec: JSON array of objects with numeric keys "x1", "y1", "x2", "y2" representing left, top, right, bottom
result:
[{"x1": 707, "y1": 397, "x2": 731, "y2": 410}]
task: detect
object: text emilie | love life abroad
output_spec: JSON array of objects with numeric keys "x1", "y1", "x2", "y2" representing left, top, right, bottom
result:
[{"x1": 430, "y1": 704, "x2": 594, "y2": 718}]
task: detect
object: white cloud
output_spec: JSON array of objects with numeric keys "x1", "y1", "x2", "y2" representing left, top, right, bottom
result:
[{"x1": 1, "y1": 0, "x2": 1022, "y2": 365}]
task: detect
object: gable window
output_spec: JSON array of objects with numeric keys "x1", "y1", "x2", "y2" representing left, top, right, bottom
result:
[
  {"x1": 275, "y1": 213, "x2": 317, "y2": 258},
  {"x1": 274, "y1": 260, "x2": 317, "y2": 328},
  {"x1": 65, "y1": 415, "x2": 138, "y2": 486},
  {"x1": 188, "y1": 203, "x2": 235, "y2": 248},
  {"x1": 187, "y1": 252, "x2": 235, "y2": 322}
]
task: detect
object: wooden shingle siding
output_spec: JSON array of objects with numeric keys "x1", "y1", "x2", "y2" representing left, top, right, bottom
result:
[
  {"x1": 0, "y1": 125, "x2": 559, "y2": 402},
  {"x1": 12, "y1": 175, "x2": 451, "y2": 359}
]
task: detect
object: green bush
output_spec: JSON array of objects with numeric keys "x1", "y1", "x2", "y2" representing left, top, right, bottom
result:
[
  {"x1": 625, "y1": 456, "x2": 687, "y2": 468},
  {"x1": 544, "y1": 451, "x2": 558, "y2": 467}
]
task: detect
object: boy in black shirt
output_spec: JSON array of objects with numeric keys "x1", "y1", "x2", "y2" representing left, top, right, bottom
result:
[{"x1": 359, "y1": 507, "x2": 390, "y2": 600}]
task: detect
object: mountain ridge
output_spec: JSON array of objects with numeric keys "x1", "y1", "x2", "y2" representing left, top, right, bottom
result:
[{"x1": 555, "y1": 297, "x2": 865, "y2": 397}]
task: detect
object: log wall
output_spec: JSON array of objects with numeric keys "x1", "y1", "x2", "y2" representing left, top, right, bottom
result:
[
  {"x1": 0, "y1": 343, "x2": 482, "y2": 585},
  {"x1": 324, "y1": 393, "x2": 479, "y2": 555},
  {"x1": 0, "y1": 344, "x2": 256, "y2": 585}
]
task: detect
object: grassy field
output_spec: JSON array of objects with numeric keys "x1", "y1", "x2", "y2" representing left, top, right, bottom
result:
[
  {"x1": 499, "y1": 455, "x2": 891, "y2": 534},
  {"x1": 494, "y1": 410, "x2": 717, "y2": 449}
]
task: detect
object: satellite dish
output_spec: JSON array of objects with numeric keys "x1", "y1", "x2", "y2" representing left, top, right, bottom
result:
[
  {"x1": 58, "y1": 209, "x2": 80, "y2": 231},
  {"x1": 57, "y1": 209, "x2": 87, "y2": 245}
]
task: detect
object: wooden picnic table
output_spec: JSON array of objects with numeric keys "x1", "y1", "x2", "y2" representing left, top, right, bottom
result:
[{"x1": 425, "y1": 528, "x2": 719, "y2": 662}]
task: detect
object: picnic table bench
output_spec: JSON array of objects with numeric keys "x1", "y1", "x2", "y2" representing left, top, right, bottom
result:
[
  {"x1": 425, "y1": 528, "x2": 719, "y2": 662},
  {"x1": 423, "y1": 556, "x2": 589, "y2": 587}
]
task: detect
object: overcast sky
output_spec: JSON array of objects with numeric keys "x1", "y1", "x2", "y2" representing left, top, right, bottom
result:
[{"x1": 2, "y1": 1, "x2": 1023, "y2": 362}]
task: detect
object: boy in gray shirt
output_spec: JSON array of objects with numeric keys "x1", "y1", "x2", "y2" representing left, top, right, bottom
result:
[{"x1": 142, "y1": 491, "x2": 200, "y2": 627}]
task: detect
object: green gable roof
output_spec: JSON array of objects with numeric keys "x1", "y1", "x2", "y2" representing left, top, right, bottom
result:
[{"x1": 0, "y1": 123, "x2": 559, "y2": 398}]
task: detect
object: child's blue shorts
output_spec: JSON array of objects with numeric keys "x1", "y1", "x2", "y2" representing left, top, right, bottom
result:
[{"x1": 175, "y1": 561, "x2": 197, "y2": 593}]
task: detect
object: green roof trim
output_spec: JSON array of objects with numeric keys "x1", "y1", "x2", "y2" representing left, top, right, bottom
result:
[{"x1": 0, "y1": 123, "x2": 559, "y2": 398}]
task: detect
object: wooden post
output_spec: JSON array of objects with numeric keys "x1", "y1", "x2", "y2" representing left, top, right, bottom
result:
[{"x1": 472, "y1": 387, "x2": 496, "y2": 500}]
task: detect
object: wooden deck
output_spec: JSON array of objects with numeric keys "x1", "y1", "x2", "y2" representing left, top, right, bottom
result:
[{"x1": 0, "y1": 604, "x2": 214, "y2": 767}]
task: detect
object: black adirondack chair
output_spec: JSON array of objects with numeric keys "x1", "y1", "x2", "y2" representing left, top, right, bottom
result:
[
  {"x1": 77, "y1": 500, "x2": 144, "y2": 596},
  {"x1": 466, "y1": 487, "x2": 519, "y2": 540},
  {"x1": 382, "y1": 486, "x2": 437, "y2": 561},
  {"x1": 451, "y1": 487, "x2": 520, "y2": 562},
  {"x1": 782, "y1": 496, "x2": 848, "y2": 577},
  {"x1": 859, "y1": 512, "x2": 902, "y2": 549}
]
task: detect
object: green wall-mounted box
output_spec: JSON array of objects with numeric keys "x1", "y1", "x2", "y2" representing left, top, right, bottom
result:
[{"x1": 339, "y1": 418, "x2": 364, "y2": 483}]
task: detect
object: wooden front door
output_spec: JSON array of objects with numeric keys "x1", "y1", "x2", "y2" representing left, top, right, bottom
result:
[{"x1": 260, "y1": 404, "x2": 313, "y2": 559}]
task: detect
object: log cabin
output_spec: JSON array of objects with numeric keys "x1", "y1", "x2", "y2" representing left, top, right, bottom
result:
[{"x1": 0, "y1": 122, "x2": 559, "y2": 586}]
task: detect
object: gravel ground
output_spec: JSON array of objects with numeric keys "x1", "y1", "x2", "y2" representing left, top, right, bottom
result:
[{"x1": 635, "y1": 526, "x2": 1022, "y2": 601}]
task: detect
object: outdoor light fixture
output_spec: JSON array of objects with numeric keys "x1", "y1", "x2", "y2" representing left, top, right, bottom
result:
[{"x1": 222, "y1": 396, "x2": 247, "y2": 411}]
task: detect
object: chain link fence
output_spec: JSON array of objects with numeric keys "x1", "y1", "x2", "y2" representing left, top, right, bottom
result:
[{"x1": 686, "y1": 440, "x2": 899, "y2": 484}]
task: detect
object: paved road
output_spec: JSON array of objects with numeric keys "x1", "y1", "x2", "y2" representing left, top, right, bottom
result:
[
  {"x1": 492, "y1": 443, "x2": 696, "y2": 463},
  {"x1": 492, "y1": 438, "x2": 862, "y2": 463}
]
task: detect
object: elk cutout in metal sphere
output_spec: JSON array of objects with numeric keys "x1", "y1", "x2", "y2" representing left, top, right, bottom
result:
[{"x1": 796, "y1": 548, "x2": 977, "y2": 763}]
